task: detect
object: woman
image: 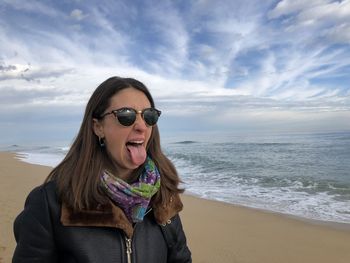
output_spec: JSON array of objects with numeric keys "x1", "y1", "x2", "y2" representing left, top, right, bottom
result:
[{"x1": 13, "y1": 77, "x2": 192, "y2": 263}]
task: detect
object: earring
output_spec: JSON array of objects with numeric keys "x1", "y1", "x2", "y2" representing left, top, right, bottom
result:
[{"x1": 99, "y1": 137, "x2": 105, "y2": 147}]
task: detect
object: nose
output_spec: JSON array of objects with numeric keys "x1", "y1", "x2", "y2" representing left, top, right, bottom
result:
[{"x1": 133, "y1": 112, "x2": 148, "y2": 131}]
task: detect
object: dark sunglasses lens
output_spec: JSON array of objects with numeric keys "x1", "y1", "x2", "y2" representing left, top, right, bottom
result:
[
  {"x1": 116, "y1": 109, "x2": 136, "y2": 126},
  {"x1": 143, "y1": 109, "x2": 159, "y2": 126}
]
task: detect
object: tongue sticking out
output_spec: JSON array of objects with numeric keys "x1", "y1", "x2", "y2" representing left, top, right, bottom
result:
[{"x1": 126, "y1": 144, "x2": 147, "y2": 166}]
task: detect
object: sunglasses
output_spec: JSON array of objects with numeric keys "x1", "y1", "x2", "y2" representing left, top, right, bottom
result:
[{"x1": 99, "y1": 107, "x2": 161, "y2": 126}]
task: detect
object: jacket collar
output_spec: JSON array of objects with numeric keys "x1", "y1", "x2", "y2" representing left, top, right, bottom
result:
[{"x1": 60, "y1": 194, "x2": 183, "y2": 238}]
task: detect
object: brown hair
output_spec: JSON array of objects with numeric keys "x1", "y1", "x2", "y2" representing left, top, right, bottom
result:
[{"x1": 46, "y1": 76, "x2": 183, "y2": 210}]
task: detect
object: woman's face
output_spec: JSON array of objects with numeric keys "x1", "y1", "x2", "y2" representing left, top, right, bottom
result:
[{"x1": 93, "y1": 87, "x2": 153, "y2": 179}]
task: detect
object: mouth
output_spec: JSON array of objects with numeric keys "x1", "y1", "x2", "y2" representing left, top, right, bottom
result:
[
  {"x1": 126, "y1": 140, "x2": 144, "y2": 147},
  {"x1": 125, "y1": 140, "x2": 147, "y2": 166}
]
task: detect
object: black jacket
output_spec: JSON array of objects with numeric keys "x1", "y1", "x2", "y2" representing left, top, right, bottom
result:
[{"x1": 13, "y1": 181, "x2": 191, "y2": 263}]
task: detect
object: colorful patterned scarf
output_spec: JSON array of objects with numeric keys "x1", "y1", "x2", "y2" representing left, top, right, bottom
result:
[{"x1": 100, "y1": 156, "x2": 161, "y2": 223}]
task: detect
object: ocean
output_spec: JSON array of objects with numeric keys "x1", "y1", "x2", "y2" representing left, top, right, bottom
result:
[{"x1": 2, "y1": 131, "x2": 350, "y2": 224}]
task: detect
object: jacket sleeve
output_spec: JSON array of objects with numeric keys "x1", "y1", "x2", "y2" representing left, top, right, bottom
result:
[
  {"x1": 13, "y1": 185, "x2": 57, "y2": 262},
  {"x1": 162, "y1": 214, "x2": 192, "y2": 263}
]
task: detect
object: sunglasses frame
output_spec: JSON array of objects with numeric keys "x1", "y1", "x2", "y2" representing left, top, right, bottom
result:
[{"x1": 99, "y1": 107, "x2": 161, "y2": 126}]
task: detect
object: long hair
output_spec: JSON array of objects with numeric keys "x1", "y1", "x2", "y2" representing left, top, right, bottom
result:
[{"x1": 46, "y1": 77, "x2": 183, "y2": 210}]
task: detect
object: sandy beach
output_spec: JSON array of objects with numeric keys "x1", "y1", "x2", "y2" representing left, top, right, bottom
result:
[{"x1": 1, "y1": 151, "x2": 350, "y2": 263}]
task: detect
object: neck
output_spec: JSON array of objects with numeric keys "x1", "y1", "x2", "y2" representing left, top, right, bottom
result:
[
  {"x1": 115, "y1": 167, "x2": 133, "y2": 182},
  {"x1": 116, "y1": 167, "x2": 142, "y2": 183}
]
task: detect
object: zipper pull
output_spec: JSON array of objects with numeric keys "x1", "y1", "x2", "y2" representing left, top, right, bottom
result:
[{"x1": 125, "y1": 237, "x2": 132, "y2": 263}]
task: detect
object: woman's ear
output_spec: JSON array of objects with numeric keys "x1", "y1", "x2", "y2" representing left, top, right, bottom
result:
[{"x1": 92, "y1": 118, "x2": 104, "y2": 138}]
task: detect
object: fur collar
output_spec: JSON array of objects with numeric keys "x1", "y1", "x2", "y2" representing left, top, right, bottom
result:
[{"x1": 60, "y1": 194, "x2": 183, "y2": 238}]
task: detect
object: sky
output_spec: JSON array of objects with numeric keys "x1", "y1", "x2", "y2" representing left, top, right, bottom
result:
[{"x1": 0, "y1": 0, "x2": 350, "y2": 145}]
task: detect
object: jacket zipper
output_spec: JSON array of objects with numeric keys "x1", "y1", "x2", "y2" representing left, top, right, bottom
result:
[
  {"x1": 125, "y1": 236, "x2": 132, "y2": 263},
  {"x1": 124, "y1": 212, "x2": 151, "y2": 263}
]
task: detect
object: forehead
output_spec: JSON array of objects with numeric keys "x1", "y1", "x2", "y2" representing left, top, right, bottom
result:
[{"x1": 109, "y1": 87, "x2": 151, "y2": 109}]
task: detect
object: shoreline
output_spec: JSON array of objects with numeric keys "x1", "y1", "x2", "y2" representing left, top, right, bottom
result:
[
  {"x1": 11, "y1": 150, "x2": 350, "y2": 227},
  {"x1": 184, "y1": 191, "x2": 350, "y2": 232},
  {"x1": 1, "y1": 151, "x2": 350, "y2": 262}
]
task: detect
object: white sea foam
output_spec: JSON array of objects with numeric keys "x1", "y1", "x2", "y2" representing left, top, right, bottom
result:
[
  {"x1": 16, "y1": 152, "x2": 64, "y2": 167},
  {"x1": 171, "y1": 155, "x2": 350, "y2": 224}
]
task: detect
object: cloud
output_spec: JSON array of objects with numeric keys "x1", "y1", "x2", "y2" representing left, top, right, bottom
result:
[
  {"x1": 0, "y1": 0, "x2": 349, "y2": 143},
  {"x1": 268, "y1": 0, "x2": 350, "y2": 35},
  {"x1": 324, "y1": 23, "x2": 350, "y2": 43},
  {"x1": 0, "y1": 86, "x2": 67, "y2": 107},
  {"x1": 70, "y1": 9, "x2": 87, "y2": 21},
  {"x1": 1, "y1": 0, "x2": 57, "y2": 14},
  {"x1": 0, "y1": 64, "x2": 17, "y2": 72},
  {"x1": 268, "y1": 0, "x2": 327, "y2": 19},
  {"x1": 0, "y1": 61, "x2": 75, "y2": 82}
]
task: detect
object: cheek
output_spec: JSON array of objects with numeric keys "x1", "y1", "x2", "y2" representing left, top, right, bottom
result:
[
  {"x1": 105, "y1": 130, "x2": 126, "y2": 155},
  {"x1": 106, "y1": 138, "x2": 127, "y2": 165},
  {"x1": 108, "y1": 135, "x2": 123, "y2": 149},
  {"x1": 146, "y1": 128, "x2": 153, "y2": 144}
]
